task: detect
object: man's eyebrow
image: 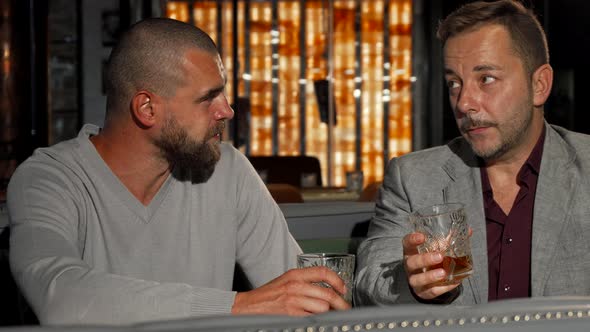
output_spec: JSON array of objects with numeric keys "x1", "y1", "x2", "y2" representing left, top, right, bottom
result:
[
  {"x1": 444, "y1": 68, "x2": 457, "y2": 76},
  {"x1": 473, "y1": 64, "x2": 503, "y2": 72},
  {"x1": 197, "y1": 85, "x2": 225, "y2": 103},
  {"x1": 444, "y1": 64, "x2": 503, "y2": 76}
]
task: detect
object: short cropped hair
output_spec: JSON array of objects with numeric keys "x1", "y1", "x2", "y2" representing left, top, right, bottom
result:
[
  {"x1": 104, "y1": 18, "x2": 218, "y2": 117},
  {"x1": 437, "y1": 0, "x2": 549, "y2": 77}
]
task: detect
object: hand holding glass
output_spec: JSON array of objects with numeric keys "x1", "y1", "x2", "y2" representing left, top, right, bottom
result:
[
  {"x1": 410, "y1": 203, "x2": 473, "y2": 285},
  {"x1": 297, "y1": 253, "x2": 355, "y2": 305}
]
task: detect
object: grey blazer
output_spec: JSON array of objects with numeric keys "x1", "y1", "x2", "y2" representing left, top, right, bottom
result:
[{"x1": 355, "y1": 124, "x2": 590, "y2": 306}]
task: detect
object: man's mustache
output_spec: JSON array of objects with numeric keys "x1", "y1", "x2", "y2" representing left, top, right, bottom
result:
[
  {"x1": 458, "y1": 116, "x2": 496, "y2": 133},
  {"x1": 208, "y1": 122, "x2": 225, "y2": 139}
]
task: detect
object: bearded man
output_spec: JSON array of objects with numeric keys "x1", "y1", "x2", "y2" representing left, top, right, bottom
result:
[{"x1": 7, "y1": 18, "x2": 349, "y2": 325}]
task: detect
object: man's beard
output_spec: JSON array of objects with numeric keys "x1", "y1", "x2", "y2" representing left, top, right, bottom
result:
[{"x1": 154, "y1": 115, "x2": 224, "y2": 183}]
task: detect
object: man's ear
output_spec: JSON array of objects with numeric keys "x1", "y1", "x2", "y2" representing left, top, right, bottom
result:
[
  {"x1": 131, "y1": 91, "x2": 156, "y2": 128},
  {"x1": 532, "y1": 64, "x2": 553, "y2": 107}
]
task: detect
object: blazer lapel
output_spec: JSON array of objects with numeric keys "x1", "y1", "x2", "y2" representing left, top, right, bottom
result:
[
  {"x1": 530, "y1": 125, "x2": 576, "y2": 296},
  {"x1": 441, "y1": 142, "x2": 488, "y2": 304}
]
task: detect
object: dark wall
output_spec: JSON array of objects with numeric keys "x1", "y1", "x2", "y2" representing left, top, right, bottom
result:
[{"x1": 546, "y1": 1, "x2": 590, "y2": 134}]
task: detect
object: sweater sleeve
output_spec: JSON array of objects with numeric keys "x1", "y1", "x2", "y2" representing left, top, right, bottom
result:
[
  {"x1": 231, "y1": 149, "x2": 302, "y2": 288},
  {"x1": 7, "y1": 161, "x2": 236, "y2": 325}
]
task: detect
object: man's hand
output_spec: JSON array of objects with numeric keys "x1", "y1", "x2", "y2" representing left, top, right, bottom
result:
[
  {"x1": 231, "y1": 266, "x2": 351, "y2": 316},
  {"x1": 403, "y1": 232, "x2": 461, "y2": 300}
]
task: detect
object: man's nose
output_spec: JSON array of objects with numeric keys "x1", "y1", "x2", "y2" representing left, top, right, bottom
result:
[
  {"x1": 455, "y1": 82, "x2": 479, "y2": 116},
  {"x1": 214, "y1": 97, "x2": 235, "y2": 121}
]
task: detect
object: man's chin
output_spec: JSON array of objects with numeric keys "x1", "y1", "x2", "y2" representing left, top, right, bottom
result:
[{"x1": 469, "y1": 142, "x2": 504, "y2": 161}]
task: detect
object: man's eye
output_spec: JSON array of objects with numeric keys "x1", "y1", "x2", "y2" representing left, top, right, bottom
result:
[
  {"x1": 482, "y1": 76, "x2": 496, "y2": 84},
  {"x1": 447, "y1": 80, "x2": 460, "y2": 89}
]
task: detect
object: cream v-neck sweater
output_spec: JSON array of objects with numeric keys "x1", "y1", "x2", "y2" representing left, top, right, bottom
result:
[{"x1": 7, "y1": 124, "x2": 300, "y2": 325}]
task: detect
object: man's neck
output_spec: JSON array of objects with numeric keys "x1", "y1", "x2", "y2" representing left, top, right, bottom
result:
[
  {"x1": 484, "y1": 120, "x2": 544, "y2": 180},
  {"x1": 90, "y1": 126, "x2": 171, "y2": 206},
  {"x1": 483, "y1": 120, "x2": 545, "y2": 214}
]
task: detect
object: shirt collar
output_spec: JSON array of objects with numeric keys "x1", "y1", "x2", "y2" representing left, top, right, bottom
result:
[
  {"x1": 480, "y1": 124, "x2": 546, "y2": 193},
  {"x1": 524, "y1": 124, "x2": 546, "y2": 176}
]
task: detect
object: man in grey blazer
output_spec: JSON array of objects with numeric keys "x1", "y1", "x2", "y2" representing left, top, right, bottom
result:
[{"x1": 355, "y1": 0, "x2": 590, "y2": 306}]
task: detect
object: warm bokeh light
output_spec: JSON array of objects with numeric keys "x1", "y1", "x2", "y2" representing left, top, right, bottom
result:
[
  {"x1": 166, "y1": 0, "x2": 412, "y2": 187},
  {"x1": 166, "y1": 2, "x2": 189, "y2": 22}
]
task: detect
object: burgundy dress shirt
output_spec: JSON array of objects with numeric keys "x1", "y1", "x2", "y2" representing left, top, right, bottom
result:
[{"x1": 480, "y1": 128, "x2": 545, "y2": 301}]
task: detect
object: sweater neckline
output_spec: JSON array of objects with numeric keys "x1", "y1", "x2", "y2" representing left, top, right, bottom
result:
[{"x1": 75, "y1": 124, "x2": 173, "y2": 223}]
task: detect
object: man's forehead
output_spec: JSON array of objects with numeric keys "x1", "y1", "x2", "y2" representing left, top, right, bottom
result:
[
  {"x1": 183, "y1": 47, "x2": 220, "y2": 63},
  {"x1": 181, "y1": 48, "x2": 225, "y2": 77},
  {"x1": 443, "y1": 25, "x2": 516, "y2": 69}
]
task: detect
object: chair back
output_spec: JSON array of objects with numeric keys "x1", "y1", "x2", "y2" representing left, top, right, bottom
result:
[
  {"x1": 266, "y1": 183, "x2": 304, "y2": 203},
  {"x1": 248, "y1": 156, "x2": 322, "y2": 188}
]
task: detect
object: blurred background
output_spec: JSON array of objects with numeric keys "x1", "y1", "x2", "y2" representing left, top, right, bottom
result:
[{"x1": 1, "y1": 0, "x2": 589, "y2": 199}]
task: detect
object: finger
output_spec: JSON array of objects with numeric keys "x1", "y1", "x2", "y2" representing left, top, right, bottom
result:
[
  {"x1": 288, "y1": 267, "x2": 347, "y2": 296},
  {"x1": 288, "y1": 294, "x2": 332, "y2": 315},
  {"x1": 414, "y1": 281, "x2": 462, "y2": 300},
  {"x1": 405, "y1": 252, "x2": 443, "y2": 275},
  {"x1": 308, "y1": 283, "x2": 350, "y2": 311},
  {"x1": 329, "y1": 293, "x2": 351, "y2": 311},
  {"x1": 402, "y1": 232, "x2": 425, "y2": 255},
  {"x1": 284, "y1": 280, "x2": 350, "y2": 311},
  {"x1": 407, "y1": 266, "x2": 447, "y2": 289}
]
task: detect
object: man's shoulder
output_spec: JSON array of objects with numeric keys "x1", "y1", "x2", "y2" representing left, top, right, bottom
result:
[
  {"x1": 15, "y1": 138, "x2": 82, "y2": 175},
  {"x1": 9, "y1": 126, "x2": 99, "y2": 190},
  {"x1": 393, "y1": 137, "x2": 465, "y2": 167},
  {"x1": 19, "y1": 124, "x2": 95, "y2": 167},
  {"x1": 550, "y1": 125, "x2": 590, "y2": 150},
  {"x1": 548, "y1": 125, "x2": 590, "y2": 164}
]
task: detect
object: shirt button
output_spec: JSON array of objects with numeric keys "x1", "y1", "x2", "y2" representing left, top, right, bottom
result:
[
  {"x1": 505, "y1": 238, "x2": 513, "y2": 244},
  {"x1": 504, "y1": 285, "x2": 511, "y2": 292}
]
